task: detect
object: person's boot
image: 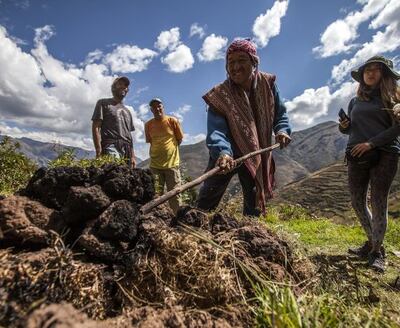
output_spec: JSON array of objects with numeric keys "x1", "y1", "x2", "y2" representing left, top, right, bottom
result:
[
  {"x1": 348, "y1": 241, "x2": 371, "y2": 258},
  {"x1": 368, "y1": 251, "x2": 385, "y2": 273}
]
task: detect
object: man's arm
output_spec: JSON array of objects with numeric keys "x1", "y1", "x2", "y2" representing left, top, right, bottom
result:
[
  {"x1": 207, "y1": 108, "x2": 235, "y2": 173},
  {"x1": 144, "y1": 122, "x2": 151, "y2": 143},
  {"x1": 173, "y1": 118, "x2": 184, "y2": 145},
  {"x1": 207, "y1": 107, "x2": 233, "y2": 160},
  {"x1": 92, "y1": 120, "x2": 102, "y2": 158},
  {"x1": 272, "y1": 83, "x2": 292, "y2": 148}
]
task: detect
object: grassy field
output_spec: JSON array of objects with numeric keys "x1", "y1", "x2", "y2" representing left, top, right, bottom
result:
[
  {"x1": 219, "y1": 200, "x2": 400, "y2": 327},
  {"x1": 266, "y1": 207, "x2": 400, "y2": 327}
]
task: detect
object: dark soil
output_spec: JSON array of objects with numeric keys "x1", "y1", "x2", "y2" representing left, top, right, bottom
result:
[{"x1": 0, "y1": 164, "x2": 313, "y2": 327}]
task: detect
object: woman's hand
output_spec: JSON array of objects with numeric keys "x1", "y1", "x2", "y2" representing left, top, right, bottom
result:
[
  {"x1": 216, "y1": 154, "x2": 235, "y2": 174},
  {"x1": 350, "y1": 142, "x2": 373, "y2": 157},
  {"x1": 275, "y1": 132, "x2": 291, "y2": 149},
  {"x1": 339, "y1": 118, "x2": 350, "y2": 129}
]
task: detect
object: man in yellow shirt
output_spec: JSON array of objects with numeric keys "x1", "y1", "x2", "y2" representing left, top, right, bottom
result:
[{"x1": 145, "y1": 98, "x2": 184, "y2": 214}]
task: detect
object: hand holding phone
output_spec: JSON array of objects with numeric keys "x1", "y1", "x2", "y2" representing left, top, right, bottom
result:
[
  {"x1": 338, "y1": 108, "x2": 349, "y2": 121},
  {"x1": 338, "y1": 108, "x2": 350, "y2": 129}
]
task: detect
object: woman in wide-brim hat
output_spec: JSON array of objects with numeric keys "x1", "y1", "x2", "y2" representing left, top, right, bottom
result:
[{"x1": 339, "y1": 55, "x2": 400, "y2": 273}]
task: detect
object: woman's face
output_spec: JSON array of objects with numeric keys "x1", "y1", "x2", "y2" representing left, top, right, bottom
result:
[
  {"x1": 227, "y1": 51, "x2": 254, "y2": 88},
  {"x1": 363, "y1": 63, "x2": 382, "y2": 88}
]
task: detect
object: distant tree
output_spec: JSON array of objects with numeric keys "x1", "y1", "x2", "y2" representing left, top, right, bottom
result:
[{"x1": 0, "y1": 136, "x2": 37, "y2": 195}]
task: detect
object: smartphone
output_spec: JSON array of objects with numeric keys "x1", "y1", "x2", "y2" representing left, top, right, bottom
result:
[{"x1": 338, "y1": 108, "x2": 349, "y2": 121}]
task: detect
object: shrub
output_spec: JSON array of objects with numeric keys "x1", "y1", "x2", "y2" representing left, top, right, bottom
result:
[
  {"x1": 179, "y1": 172, "x2": 198, "y2": 206},
  {"x1": 49, "y1": 148, "x2": 127, "y2": 168},
  {"x1": 0, "y1": 137, "x2": 37, "y2": 195}
]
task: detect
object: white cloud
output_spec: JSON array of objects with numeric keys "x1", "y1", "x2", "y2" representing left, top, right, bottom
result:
[
  {"x1": 83, "y1": 49, "x2": 103, "y2": 65},
  {"x1": 190, "y1": 23, "x2": 205, "y2": 39},
  {"x1": 171, "y1": 104, "x2": 191, "y2": 122},
  {"x1": 34, "y1": 25, "x2": 55, "y2": 43},
  {"x1": 312, "y1": 20, "x2": 359, "y2": 58},
  {"x1": 330, "y1": 0, "x2": 400, "y2": 84},
  {"x1": 161, "y1": 44, "x2": 194, "y2": 73},
  {"x1": 285, "y1": 82, "x2": 356, "y2": 130},
  {"x1": 0, "y1": 121, "x2": 94, "y2": 150},
  {"x1": 197, "y1": 34, "x2": 228, "y2": 62},
  {"x1": 154, "y1": 27, "x2": 180, "y2": 52},
  {"x1": 0, "y1": 25, "x2": 149, "y2": 153},
  {"x1": 369, "y1": 0, "x2": 400, "y2": 29},
  {"x1": 103, "y1": 45, "x2": 157, "y2": 73},
  {"x1": 137, "y1": 103, "x2": 150, "y2": 120},
  {"x1": 313, "y1": 0, "x2": 391, "y2": 58},
  {"x1": 285, "y1": 87, "x2": 332, "y2": 128},
  {"x1": 182, "y1": 133, "x2": 206, "y2": 145},
  {"x1": 252, "y1": 0, "x2": 289, "y2": 48}
]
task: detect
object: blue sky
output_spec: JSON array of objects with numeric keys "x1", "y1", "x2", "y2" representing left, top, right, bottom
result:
[{"x1": 0, "y1": 0, "x2": 399, "y2": 159}]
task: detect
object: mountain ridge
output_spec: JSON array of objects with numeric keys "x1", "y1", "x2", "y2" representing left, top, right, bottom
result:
[
  {"x1": 0, "y1": 135, "x2": 142, "y2": 166},
  {"x1": 3, "y1": 120, "x2": 347, "y2": 188},
  {"x1": 139, "y1": 120, "x2": 348, "y2": 189}
]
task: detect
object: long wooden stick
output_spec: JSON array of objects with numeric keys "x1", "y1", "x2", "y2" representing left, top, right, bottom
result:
[{"x1": 140, "y1": 143, "x2": 280, "y2": 214}]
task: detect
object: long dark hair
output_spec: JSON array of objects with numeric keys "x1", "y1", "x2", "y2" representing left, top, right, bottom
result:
[{"x1": 357, "y1": 64, "x2": 400, "y2": 108}]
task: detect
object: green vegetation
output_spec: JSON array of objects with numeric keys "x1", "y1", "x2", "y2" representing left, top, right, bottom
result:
[
  {"x1": 219, "y1": 201, "x2": 400, "y2": 327},
  {"x1": 179, "y1": 172, "x2": 198, "y2": 206},
  {"x1": 49, "y1": 148, "x2": 127, "y2": 168},
  {"x1": 2, "y1": 143, "x2": 400, "y2": 326},
  {"x1": 260, "y1": 205, "x2": 400, "y2": 328},
  {"x1": 264, "y1": 204, "x2": 400, "y2": 255},
  {"x1": 0, "y1": 137, "x2": 37, "y2": 195}
]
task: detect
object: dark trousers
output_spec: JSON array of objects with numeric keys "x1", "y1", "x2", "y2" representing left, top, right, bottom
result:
[
  {"x1": 197, "y1": 158, "x2": 261, "y2": 216},
  {"x1": 348, "y1": 151, "x2": 398, "y2": 252}
]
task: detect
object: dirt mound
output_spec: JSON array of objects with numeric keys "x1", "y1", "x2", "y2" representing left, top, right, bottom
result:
[
  {"x1": 25, "y1": 303, "x2": 107, "y2": 328},
  {"x1": 0, "y1": 164, "x2": 313, "y2": 327},
  {"x1": 23, "y1": 163, "x2": 154, "y2": 210},
  {"x1": 25, "y1": 303, "x2": 233, "y2": 328},
  {"x1": 0, "y1": 196, "x2": 65, "y2": 246}
]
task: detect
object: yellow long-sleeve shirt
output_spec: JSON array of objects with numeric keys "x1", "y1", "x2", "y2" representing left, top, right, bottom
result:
[{"x1": 145, "y1": 116, "x2": 183, "y2": 169}]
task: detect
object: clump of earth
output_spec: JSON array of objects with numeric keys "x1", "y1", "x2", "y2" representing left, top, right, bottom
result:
[{"x1": 0, "y1": 164, "x2": 313, "y2": 327}]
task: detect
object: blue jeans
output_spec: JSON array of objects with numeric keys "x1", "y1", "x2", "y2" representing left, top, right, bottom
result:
[
  {"x1": 197, "y1": 157, "x2": 261, "y2": 217},
  {"x1": 103, "y1": 143, "x2": 132, "y2": 166},
  {"x1": 103, "y1": 144, "x2": 122, "y2": 158}
]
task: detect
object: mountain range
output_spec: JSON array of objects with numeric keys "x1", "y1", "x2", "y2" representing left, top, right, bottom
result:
[
  {"x1": 4, "y1": 121, "x2": 398, "y2": 222},
  {"x1": 3, "y1": 120, "x2": 347, "y2": 185},
  {"x1": 0, "y1": 135, "x2": 142, "y2": 166},
  {"x1": 139, "y1": 120, "x2": 348, "y2": 189}
]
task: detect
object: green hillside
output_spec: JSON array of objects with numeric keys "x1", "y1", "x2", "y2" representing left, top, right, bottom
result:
[{"x1": 273, "y1": 161, "x2": 400, "y2": 224}]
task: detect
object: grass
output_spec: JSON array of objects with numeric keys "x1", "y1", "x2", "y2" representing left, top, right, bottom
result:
[
  {"x1": 220, "y1": 200, "x2": 400, "y2": 327},
  {"x1": 261, "y1": 204, "x2": 400, "y2": 328},
  {"x1": 263, "y1": 204, "x2": 400, "y2": 253}
]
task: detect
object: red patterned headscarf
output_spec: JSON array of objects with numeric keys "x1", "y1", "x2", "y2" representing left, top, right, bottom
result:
[{"x1": 226, "y1": 39, "x2": 259, "y2": 68}]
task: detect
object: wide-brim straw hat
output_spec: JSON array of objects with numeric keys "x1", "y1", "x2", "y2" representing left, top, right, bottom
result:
[{"x1": 351, "y1": 55, "x2": 400, "y2": 82}]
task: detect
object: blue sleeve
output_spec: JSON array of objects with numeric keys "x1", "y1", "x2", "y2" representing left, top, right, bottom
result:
[
  {"x1": 206, "y1": 107, "x2": 233, "y2": 160},
  {"x1": 272, "y1": 83, "x2": 291, "y2": 135}
]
